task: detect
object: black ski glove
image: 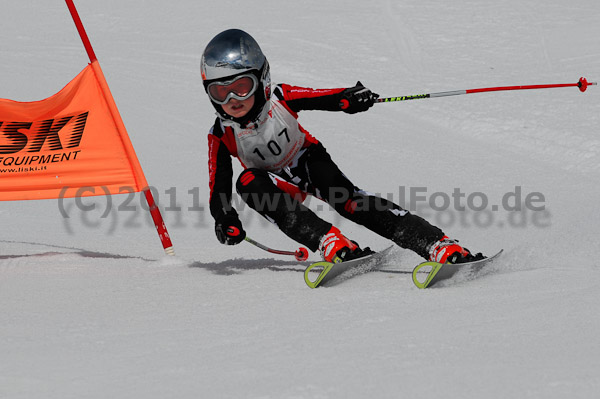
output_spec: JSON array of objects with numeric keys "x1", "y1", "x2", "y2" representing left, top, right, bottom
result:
[
  {"x1": 214, "y1": 210, "x2": 246, "y2": 245},
  {"x1": 339, "y1": 81, "x2": 379, "y2": 114}
]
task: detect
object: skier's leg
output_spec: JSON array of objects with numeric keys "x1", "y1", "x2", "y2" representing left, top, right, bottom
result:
[
  {"x1": 303, "y1": 144, "x2": 444, "y2": 259},
  {"x1": 340, "y1": 192, "x2": 484, "y2": 263},
  {"x1": 236, "y1": 168, "x2": 373, "y2": 262},
  {"x1": 335, "y1": 190, "x2": 444, "y2": 259},
  {"x1": 235, "y1": 168, "x2": 331, "y2": 251}
]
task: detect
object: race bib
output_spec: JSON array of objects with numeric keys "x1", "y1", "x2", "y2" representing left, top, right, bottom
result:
[{"x1": 226, "y1": 100, "x2": 305, "y2": 172}]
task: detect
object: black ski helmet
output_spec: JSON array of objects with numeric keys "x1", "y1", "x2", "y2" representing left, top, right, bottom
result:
[{"x1": 201, "y1": 29, "x2": 271, "y2": 122}]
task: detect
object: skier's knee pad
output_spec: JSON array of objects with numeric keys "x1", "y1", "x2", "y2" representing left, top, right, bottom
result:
[{"x1": 235, "y1": 168, "x2": 271, "y2": 195}]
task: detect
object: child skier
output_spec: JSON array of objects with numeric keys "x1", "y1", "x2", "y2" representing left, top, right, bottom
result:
[{"x1": 201, "y1": 28, "x2": 484, "y2": 265}]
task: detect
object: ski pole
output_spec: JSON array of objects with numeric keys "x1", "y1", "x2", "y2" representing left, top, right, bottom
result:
[
  {"x1": 377, "y1": 77, "x2": 596, "y2": 103},
  {"x1": 245, "y1": 236, "x2": 309, "y2": 261}
]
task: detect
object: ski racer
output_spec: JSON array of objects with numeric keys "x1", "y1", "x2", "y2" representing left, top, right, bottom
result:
[{"x1": 201, "y1": 28, "x2": 484, "y2": 265}]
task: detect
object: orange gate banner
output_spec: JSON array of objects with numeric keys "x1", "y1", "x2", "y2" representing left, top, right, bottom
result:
[{"x1": 0, "y1": 61, "x2": 149, "y2": 201}]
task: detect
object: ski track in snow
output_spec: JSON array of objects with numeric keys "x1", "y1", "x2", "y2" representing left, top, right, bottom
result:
[{"x1": 1, "y1": 1, "x2": 600, "y2": 398}]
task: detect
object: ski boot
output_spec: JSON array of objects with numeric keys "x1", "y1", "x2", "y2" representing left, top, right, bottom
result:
[
  {"x1": 319, "y1": 226, "x2": 374, "y2": 264},
  {"x1": 428, "y1": 235, "x2": 485, "y2": 264}
]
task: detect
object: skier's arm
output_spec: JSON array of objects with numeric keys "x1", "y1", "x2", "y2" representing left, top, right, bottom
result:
[
  {"x1": 276, "y1": 81, "x2": 379, "y2": 114},
  {"x1": 207, "y1": 127, "x2": 234, "y2": 221},
  {"x1": 275, "y1": 84, "x2": 346, "y2": 112},
  {"x1": 208, "y1": 125, "x2": 246, "y2": 245}
]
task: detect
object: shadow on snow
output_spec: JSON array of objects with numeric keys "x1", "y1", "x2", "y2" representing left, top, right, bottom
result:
[{"x1": 188, "y1": 258, "x2": 309, "y2": 275}]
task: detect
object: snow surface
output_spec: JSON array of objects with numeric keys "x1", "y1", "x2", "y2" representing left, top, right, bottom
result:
[{"x1": 1, "y1": 1, "x2": 599, "y2": 398}]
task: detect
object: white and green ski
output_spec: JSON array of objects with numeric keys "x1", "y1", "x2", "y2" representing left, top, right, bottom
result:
[
  {"x1": 412, "y1": 249, "x2": 503, "y2": 289},
  {"x1": 304, "y1": 246, "x2": 394, "y2": 288}
]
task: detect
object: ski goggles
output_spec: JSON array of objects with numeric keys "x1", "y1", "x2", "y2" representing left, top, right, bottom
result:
[{"x1": 207, "y1": 74, "x2": 258, "y2": 105}]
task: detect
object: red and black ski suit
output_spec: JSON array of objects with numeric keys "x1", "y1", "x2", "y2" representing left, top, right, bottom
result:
[{"x1": 207, "y1": 83, "x2": 444, "y2": 258}]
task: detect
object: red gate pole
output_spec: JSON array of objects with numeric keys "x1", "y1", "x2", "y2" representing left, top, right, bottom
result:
[
  {"x1": 65, "y1": 0, "x2": 97, "y2": 62},
  {"x1": 65, "y1": 0, "x2": 175, "y2": 256}
]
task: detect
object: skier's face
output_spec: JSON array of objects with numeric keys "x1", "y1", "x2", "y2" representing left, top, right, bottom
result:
[{"x1": 221, "y1": 94, "x2": 255, "y2": 118}]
